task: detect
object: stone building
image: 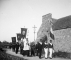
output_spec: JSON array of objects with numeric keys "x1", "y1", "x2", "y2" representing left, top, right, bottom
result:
[
  {"x1": 37, "y1": 13, "x2": 56, "y2": 42},
  {"x1": 52, "y1": 15, "x2": 71, "y2": 52},
  {"x1": 37, "y1": 13, "x2": 71, "y2": 53}
]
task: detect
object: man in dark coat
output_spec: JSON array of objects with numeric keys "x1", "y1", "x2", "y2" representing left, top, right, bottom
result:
[
  {"x1": 15, "y1": 42, "x2": 19, "y2": 54},
  {"x1": 20, "y1": 40, "x2": 24, "y2": 55},
  {"x1": 37, "y1": 41, "x2": 43, "y2": 59},
  {"x1": 35, "y1": 42, "x2": 39, "y2": 56},
  {"x1": 12, "y1": 43, "x2": 16, "y2": 52},
  {"x1": 30, "y1": 44, "x2": 35, "y2": 56}
]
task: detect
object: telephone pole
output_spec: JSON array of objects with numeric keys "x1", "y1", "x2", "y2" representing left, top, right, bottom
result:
[{"x1": 33, "y1": 25, "x2": 37, "y2": 41}]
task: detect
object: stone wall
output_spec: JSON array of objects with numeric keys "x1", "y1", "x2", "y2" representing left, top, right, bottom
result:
[
  {"x1": 53, "y1": 28, "x2": 71, "y2": 53},
  {"x1": 37, "y1": 13, "x2": 56, "y2": 42}
]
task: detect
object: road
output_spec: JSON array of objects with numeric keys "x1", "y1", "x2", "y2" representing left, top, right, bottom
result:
[{"x1": 6, "y1": 49, "x2": 71, "y2": 60}]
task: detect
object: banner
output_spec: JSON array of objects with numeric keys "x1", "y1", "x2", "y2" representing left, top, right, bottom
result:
[
  {"x1": 50, "y1": 32, "x2": 55, "y2": 40},
  {"x1": 17, "y1": 33, "x2": 22, "y2": 41},
  {"x1": 21, "y1": 28, "x2": 27, "y2": 38},
  {"x1": 11, "y1": 37, "x2": 16, "y2": 43},
  {"x1": 50, "y1": 27, "x2": 55, "y2": 40}
]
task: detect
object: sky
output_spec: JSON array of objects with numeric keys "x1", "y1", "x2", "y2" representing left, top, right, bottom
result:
[{"x1": 0, "y1": 0, "x2": 71, "y2": 42}]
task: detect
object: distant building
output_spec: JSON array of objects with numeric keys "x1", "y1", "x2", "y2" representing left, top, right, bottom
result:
[{"x1": 37, "y1": 13, "x2": 71, "y2": 53}]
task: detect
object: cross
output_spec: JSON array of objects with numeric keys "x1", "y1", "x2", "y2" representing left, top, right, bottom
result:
[{"x1": 33, "y1": 25, "x2": 37, "y2": 41}]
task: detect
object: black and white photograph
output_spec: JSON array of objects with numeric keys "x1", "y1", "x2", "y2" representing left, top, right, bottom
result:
[{"x1": 0, "y1": 0, "x2": 71, "y2": 60}]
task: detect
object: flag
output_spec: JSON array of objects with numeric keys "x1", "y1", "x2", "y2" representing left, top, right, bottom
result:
[
  {"x1": 17, "y1": 33, "x2": 21, "y2": 41},
  {"x1": 11, "y1": 37, "x2": 16, "y2": 43},
  {"x1": 21, "y1": 28, "x2": 27, "y2": 38},
  {"x1": 50, "y1": 27, "x2": 55, "y2": 40}
]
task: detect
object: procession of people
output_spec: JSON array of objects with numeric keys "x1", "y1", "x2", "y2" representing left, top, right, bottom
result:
[
  {"x1": 10, "y1": 37, "x2": 54, "y2": 59},
  {"x1": 9, "y1": 27, "x2": 54, "y2": 59}
]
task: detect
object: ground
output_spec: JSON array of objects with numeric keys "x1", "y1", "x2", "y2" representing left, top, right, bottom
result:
[{"x1": 6, "y1": 49, "x2": 71, "y2": 60}]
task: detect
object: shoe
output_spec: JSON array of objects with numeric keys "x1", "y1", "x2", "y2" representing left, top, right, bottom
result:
[
  {"x1": 45, "y1": 58, "x2": 48, "y2": 59},
  {"x1": 39, "y1": 57, "x2": 42, "y2": 59},
  {"x1": 49, "y1": 57, "x2": 52, "y2": 59}
]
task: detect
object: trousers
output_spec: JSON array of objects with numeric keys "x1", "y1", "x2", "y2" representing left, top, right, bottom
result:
[
  {"x1": 44, "y1": 48, "x2": 48, "y2": 58},
  {"x1": 49, "y1": 48, "x2": 53, "y2": 58}
]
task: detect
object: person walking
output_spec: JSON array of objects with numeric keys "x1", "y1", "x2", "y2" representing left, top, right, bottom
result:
[
  {"x1": 35, "y1": 42, "x2": 39, "y2": 56},
  {"x1": 23, "y1": 38, "x2": 30, "y2": 56},
  {"x1": 44, "y1": 41, "x2": 49, "y2": 59},
  {"x1": 15, "y1": 42, "x2": 19, "y2": 54},
  {"x1": 37, "y1": 41, "x2": 43, "y2": 59},
  {"x1": 20, "y1": 39, "x2": 24, "y2": 55},
  {"x1": 26, "y1": 38, "x2": 30, "y2": 56},
  {"x1": 30, "y1": 44, "x2": 35, "y2": 56},
  {"x1": 12, "y1": 43, "x2": 16, "y2": 52},
  {"x1": 48, "y1": 40, "x2": 53, "y2": 59}
]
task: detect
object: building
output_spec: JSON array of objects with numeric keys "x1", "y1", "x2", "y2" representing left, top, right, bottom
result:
[
  {"x1": 37, "y1": 13, "x2": 56, "y2": 42},
  {"x1": 37, "y1": 13, "x2": 71, "y2": 53}
]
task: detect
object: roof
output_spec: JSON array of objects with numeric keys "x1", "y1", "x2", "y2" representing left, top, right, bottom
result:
[{"x1": 52, "y1": 15, "x2": 71, "y2": 31}]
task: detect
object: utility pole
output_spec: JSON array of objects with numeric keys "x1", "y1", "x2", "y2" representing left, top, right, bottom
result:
[
  {"x1": 24, "y1": 26, "x2": 25, "y2": 28},
  {"x1": 26, "y1": 29, "x2": 29, "y2": 38},
  {"x1": 33, "y1": 25, "x2": 37, "y2": 41}
]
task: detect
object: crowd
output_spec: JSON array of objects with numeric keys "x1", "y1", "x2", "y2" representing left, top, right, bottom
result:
[{"x1": 10, "y1": 37, "x2": 54, "y2": 59}]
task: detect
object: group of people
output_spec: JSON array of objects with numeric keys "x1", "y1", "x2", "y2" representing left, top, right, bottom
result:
[
  {"x1": 10, "y1": 38, "x2": 54, "y2": 59},
  {"x1": 44, "y1": 40, "x2": 53, "y2": 59},
  {"x1": 35, "y1": 40, "x2": 54, "y2": 59},
  {"x1": 9, "y1": 41, "x2": 19, "y2": 54}
]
